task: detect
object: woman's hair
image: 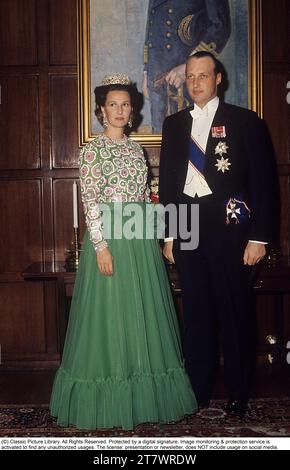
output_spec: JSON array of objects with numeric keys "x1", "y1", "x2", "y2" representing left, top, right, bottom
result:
[{"x1": 94, "y1": 83, "x2": 139, "y2": 126}]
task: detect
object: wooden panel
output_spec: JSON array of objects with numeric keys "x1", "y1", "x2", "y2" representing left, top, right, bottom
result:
[
  {"x1": 279, "y1": 177, "x2": 290, "y2": 256},
  {"x1": 0, "y1": 282, "x2": 45, "y2": 354},
  {"x1": 50, "y1": 75, "x2": 79, "y2": 168},
  {"x1": 49, "y1": 0, "x2": 77, "y2": 65},
  {"x1": 0, "y1": 76, "x2": 40, "y2": 169},
  {"x1": 283, "y1": 296, "x2": 290, "y2": 352},
  {"x1": 43, "y1": 279, "x2": 59, "y2": 354},
  {"x1": 256, "y1": 292, "x2": 290, "y2": 364},
  {"x1": 0, "y1": 180, "x2": 43, "y2": 271},
  {"x1": 0, "y1": 0, "x2": 37, "y2": 65},
  {"x1": 263, "y1": 0, "x2": 290, "y2": 63},
  {"x1": 256, "y1": 296, "x2": 280, "y2": 354},
  {"x1": 53, "y1": 179, "x2": 85, "y2": 261},
  {"x1": 37, "y1": 0, "x2": 50, "y2": 65},
  {"x1": 41, "y1": 178, "x2": 55, "y2": 263},
  {"x1": 263, "y1": 72, "x2": 290, "y2": 165}
]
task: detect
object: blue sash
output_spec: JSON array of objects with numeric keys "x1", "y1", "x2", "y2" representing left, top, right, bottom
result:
[{"x1": 188, "y1": 137, "x2": 205, "y2": 174}]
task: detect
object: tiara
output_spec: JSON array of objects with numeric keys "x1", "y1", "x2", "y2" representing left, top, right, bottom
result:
[{"x1": 101, "y1": 73, "x2": 131, "y2": 86}]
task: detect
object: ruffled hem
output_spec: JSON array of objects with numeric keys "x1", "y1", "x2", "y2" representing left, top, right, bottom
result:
[{"x1": 50, "y1": 366, "x2": 197, "y2": 430}]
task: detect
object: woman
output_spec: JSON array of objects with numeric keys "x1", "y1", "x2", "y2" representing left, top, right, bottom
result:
[{"x1": 50, "y1": 74, "x2": 197, "y2": 430}]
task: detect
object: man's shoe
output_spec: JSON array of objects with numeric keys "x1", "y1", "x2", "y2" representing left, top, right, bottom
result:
[{"x1": 225, "y1": 399, "x2": 247, "y2": 416}]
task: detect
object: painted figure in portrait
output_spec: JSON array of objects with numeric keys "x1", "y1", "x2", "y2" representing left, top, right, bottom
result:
[
  {"x1": 143, "y1": 0, "x2": 231, "y2": 132},
  {"x1": 89, "y1": 0, "x2": 248, "y2": 135}
]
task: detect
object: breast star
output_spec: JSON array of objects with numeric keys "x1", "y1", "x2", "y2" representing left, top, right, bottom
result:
[
  {"x1": 215, "y1": 141, "x2": 229, "y2": 157},
  {"x1": 215, "y1": 157, "x2": 231, "y2": 173}
]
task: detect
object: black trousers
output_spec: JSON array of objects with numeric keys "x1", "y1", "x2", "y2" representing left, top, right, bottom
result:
[{"x1": 173, "y1": 204, "x2": 256, "y2": 403}]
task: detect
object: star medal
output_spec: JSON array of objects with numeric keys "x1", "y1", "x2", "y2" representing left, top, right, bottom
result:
[
  {"x1": 215, "y1": 141, "x2": 229, "y2": 157},
  {"x1": 215, "y1": 157, "x2": 231, "y2": 173}
]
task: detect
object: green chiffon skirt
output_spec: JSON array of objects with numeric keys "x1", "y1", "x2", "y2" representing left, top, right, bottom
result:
[{"x1": 50, "y1": 203, "x2": 197, "y2": 430}]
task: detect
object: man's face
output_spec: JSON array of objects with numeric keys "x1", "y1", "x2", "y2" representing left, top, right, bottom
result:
[{"x1": 185, "y1": 57, "x2": 222, "y2": 108}]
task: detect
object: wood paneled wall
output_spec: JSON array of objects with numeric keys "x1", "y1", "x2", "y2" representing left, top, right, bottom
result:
[
  {"x1": 0, "y1": 0, "x2": 289, "y2": 368},
  {"x1": 0, "y1": 0, "x2": 82, "y2": 367}
]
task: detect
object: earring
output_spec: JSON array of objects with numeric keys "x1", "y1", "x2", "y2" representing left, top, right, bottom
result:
[
  {"x1": 103, "y1": 114, "x2": 108, "y2": 128},
  {"x1": 128, "y1": 117, "x2": 133, "y2": 128}
]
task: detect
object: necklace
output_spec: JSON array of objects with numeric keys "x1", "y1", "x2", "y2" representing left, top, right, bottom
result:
[{"x1": 102, "y1": 133, "x2": 128, "y2": 144}]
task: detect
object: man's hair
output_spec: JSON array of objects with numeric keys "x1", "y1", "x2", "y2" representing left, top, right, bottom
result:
[{"x1": 187, "y1": 51, "x2": 222, "y2": 76}]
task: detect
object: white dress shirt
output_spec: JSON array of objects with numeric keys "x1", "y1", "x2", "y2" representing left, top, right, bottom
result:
[{"x1": 183, "y1": 96, "x2": 219, "y2": 198}]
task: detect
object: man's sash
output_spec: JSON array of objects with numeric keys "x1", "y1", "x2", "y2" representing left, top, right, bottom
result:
[
  {"x1": 188, "y1": 137, "x2": 205, "y2": 174},
  {"x1": 183, "y1": 137, "x2": 212, "y2": 198}
]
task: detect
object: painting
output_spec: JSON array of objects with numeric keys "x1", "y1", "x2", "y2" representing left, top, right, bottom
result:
[{"x1": 78, "y1": 0, "x2": 262, "y2": 146}]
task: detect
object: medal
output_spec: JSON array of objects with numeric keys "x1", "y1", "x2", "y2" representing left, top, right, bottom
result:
[
  {"x1": 226, "y1": 200, "x2": 241, "y2": 223},
  {"x1": 215, "y1": 157, "x2": 231, "y2": 173},
  {"x1": 212, "y1": 125, "x2": 226, "y2": 138},
  {"x1": 215, "y1": 141, "x2": 229, "y2": 157}
]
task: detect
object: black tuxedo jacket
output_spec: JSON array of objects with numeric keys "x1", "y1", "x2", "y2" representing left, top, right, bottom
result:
[{"x1": 159, "y1": 102, "x2": 274, "y2": 242}]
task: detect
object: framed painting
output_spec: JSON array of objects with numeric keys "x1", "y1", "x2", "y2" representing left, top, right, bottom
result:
[{"x1": 78, "y1": 0, "x2": 262, "y2": 147}]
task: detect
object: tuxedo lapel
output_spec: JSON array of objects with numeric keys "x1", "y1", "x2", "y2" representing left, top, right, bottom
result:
[
  {"x1": 179, "y1": 109, "x2": 193, "y2": 157},
  {"x1": 176, "y1": 109, "x2": 193, "y2": 190}
]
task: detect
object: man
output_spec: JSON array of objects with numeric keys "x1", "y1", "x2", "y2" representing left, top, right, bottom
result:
[
  {"x1": 143, "y1": 0, "x2": 231, "y2": 131},
  {"x1": 159, "y1": 51, "x2": 274, "y2": 415}
]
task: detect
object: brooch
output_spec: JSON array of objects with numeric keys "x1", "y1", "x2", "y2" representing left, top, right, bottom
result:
[
  {"x1": 212, "y1": 126, "x2": 226, "y2": 138},
  {"x1": 215, "y1": 157, "x2": 231, "y2": 173},
  {"x1": 215, "y1": 141, "x2": 229, "y2": 157}
]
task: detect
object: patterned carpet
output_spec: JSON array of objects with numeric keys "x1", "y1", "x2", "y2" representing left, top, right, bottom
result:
[{"x1": 0, "y1": 398, "x2": 290, "y2": 437}]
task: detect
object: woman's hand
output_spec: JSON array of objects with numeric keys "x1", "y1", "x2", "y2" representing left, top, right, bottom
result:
[{"x1": 96, "y1": 247, "x2": 114, "y2": 276}]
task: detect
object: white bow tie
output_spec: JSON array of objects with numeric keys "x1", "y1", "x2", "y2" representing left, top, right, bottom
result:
[{"x1": 190, "y1": 106, "x2": 208, "y2": 119}]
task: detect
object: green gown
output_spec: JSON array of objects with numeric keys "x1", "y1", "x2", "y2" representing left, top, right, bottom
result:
[{"x1": 50, "y1": 134, "x2": 197, "y2": 430}]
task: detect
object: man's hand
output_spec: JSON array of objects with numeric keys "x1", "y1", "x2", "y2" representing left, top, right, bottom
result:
[
  {"x1": 163, "y1": 240, "x2": 175, "y2": 264},
  {"x1": 96, "y1": 247, "x2": 114, "y2": 276},
  {"x1": 165, "y1": 64, "x2": 186, "y2": 88},
  {"x1": 243, "y1": 242, "x2": 266, "y2": 266}
]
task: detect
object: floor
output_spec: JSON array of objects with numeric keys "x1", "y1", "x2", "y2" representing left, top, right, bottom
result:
[{"x1": 0, "y1": 364, "x2": 289, "y2": 405}]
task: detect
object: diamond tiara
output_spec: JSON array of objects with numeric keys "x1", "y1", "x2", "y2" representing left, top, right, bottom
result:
[{"x1": 101, "y1": 73, "x2": 131, "y2": 86}]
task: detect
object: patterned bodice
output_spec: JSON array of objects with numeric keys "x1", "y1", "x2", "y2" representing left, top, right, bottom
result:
[{"x1": 79, "y1": 134, "x2": 151, "y2": 252}]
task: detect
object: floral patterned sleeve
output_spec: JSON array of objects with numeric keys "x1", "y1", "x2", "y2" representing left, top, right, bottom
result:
[{"x1": 79, "y1": 143, "x2": 108, "y2": 253}]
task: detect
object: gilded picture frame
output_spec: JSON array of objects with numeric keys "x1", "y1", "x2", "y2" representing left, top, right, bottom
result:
[{"x1": 78, "y1": 0, "x2": 263, "y2": 148}]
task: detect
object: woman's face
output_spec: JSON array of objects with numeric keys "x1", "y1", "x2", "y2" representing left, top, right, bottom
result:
[{"x1": 101, "y1": 90, "x2": 132, "y2": 130}]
